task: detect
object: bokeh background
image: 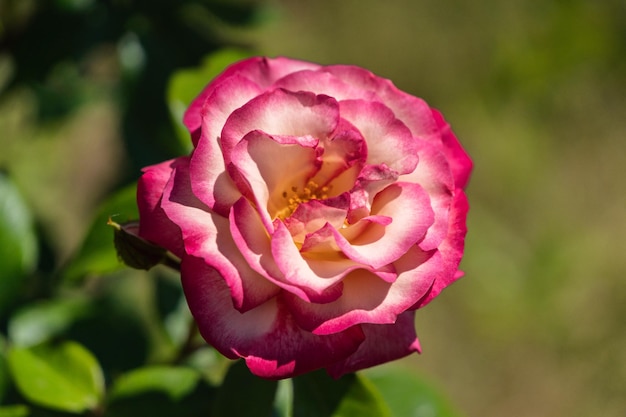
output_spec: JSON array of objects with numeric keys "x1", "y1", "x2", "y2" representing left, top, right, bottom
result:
[{"x1": 1, "y1": 0, "x2": 625, "y2": 416}]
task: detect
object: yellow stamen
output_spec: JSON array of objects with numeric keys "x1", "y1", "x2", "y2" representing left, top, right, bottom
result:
[{"x1": 275, "y1": 180, "x2": 330, "y2": 220}]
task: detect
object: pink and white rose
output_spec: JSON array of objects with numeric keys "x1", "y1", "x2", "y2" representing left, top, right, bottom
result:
[{"x1": 137, "y1": 56, "x2": 472, "y2": 379}]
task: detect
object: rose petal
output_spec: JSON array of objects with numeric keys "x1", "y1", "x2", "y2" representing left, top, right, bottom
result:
[
  {"x1": 432, "y1": 109, "x2": 473, "y2": 189},
  {"x1": 189, "y1": 137, "x2": 242, "y2": 217},
  {"x1": 228, "y1": 130, "x2": 321, "y2": 230},
  {"x1": 326, "y1": 311, "x2": 421, "y2": 378},
  {"x1": 137, "y1": 158, "x2": 186, "y2": 258},
  {"x1": 220, "y1": 89, "x2": 340, "y2": 165},
  {"x1": 199, "y1": 75, "x2": 263, "y2": 146},
  {"x1": 400, "y1": 140, "x2": 455, "y2": 251},
  {"x1": 270, "y1": 220, "x2": 351, "y2": 303},
  {"x1": 347, "y1": 164, "x2": 399, "y2": 223},
  {"x1": 187, "y1": 76, "x2": 264, "y2": 216},
  {"x1": 323, "y1": 65, "x2": 439, "y2": 140},
  {"x1": 274, "y1": 69, "x2": 378, "y2": 101},
  {"x1": 223, "y1": 56, "x2": 321, "y2": 89},
  {"x1": 339, "y1": 100, "x2": 418, "y2": 174},
  {"x1": 413, "y1": 189, "x2": 469, "y2": 309},
  {"x1": 376, "y1": 87, "x2": 439, "y2": 140},
  {"x1": 285, "y1": 246, "x2": 438, "y2": 335},
  {"x1": 298, "y1": 222, "x2": 341, "y2": 254},
  {"x1": 326, "y1": 182, "x2": 435, "y2": 269},
  {"x1": 161, "y1": 159, "x2": 279, "y2": 312},
  {"x1": 301, "y1": 215, "x2": 391, "y2": 255},
  {"x1": 284, "y1": 198, "x2": 349, "y2": 243},
  {"x1": 229, "y1": 196, "x2": 287, "y2": 286},
  {"x1": 184, "y1": 57, "x2": 321, "y2": 141},
  {"x1": 323, "y1": 65, "x2": 389, "y2": 97},
  {"x1": 181, "y1": 255, "x2": 365, "y2": 379},
  {"x1": 309, "y1": 118, "x2": 366, "y2": 190}
]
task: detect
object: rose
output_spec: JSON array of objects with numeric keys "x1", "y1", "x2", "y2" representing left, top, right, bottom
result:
[{"x1": 137, "y1": 56, "x2": 472, "y2": 379}]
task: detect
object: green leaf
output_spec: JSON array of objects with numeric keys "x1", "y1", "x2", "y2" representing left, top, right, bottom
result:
[
  {"x1": 272, "y1": 379, "x2": 293, "y2": 417},
  {"x1": 109, "y1": 366, "x2": 200, "y2": 401},
  {"x1": 63, "y1": 184, "x2": 138, "y2": 283},
  {"x1": 366, "y1": 367, "x2": 464, "y2": 417},
  {"x1": 108, "y1": 220, "x2": 179, "y2": 271},
  {"x1": 0, "y1": 173, "x2": 38, "y2": 316},
  {"x1": 167, "y1": 48, "x2": 253, "y2": 152},
  {"x1": 8, "y1": 297, "x2": 92, "y2": 348},
  {"x1": 106, "y1": 366, "x2": 213, "y2": 417},
  {"x1": 0, "y1": 405, "x2": 30, "y2": 417},
  {"x1": 292, "y1": 370, "x2": 391, "y2": 417},
  {"x1": 0, "y1": 336, "x2": 9, "y2": 404},
  {"x1": 211, "y1": 361, "x2": 277, "y2": 417},
  {"x1": 7, "y1": 341, "x2": 104, "y2": 413}
]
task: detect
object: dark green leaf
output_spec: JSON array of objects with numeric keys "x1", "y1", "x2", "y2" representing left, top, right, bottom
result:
[
  {"x1": 65, "y1": 276, "x2": 150, "y2": 375},
  {"x1": 106, "y1": 366, "x2": 213, "y2": 417},
  {"x1": 0, "y1": 405, "x2": 30, "y2": 417},
  {"x1": 155, "y1": 275, "x2": 190, "y2": 348},
  {"x1": 366, "y1": 368, "x2": 464, "y2": 417},
  {"x1": 211, "y1": 361, "x2": 277, "y2": 417},
  {"x1": 0, "y1": 173, "x2": 38, "y2": 316},
  {"x1": 7, "y1": 341, "x2": 104, "y2": 413},
  {"x1": 63, "y1": 185, "x2": 138, "y2": 283},
  {"x1": 167, "y1": 48, "x2": 254, "y2": 151},
  {"x1": 0, "y1": 336, "x2": 9, "y2": 404},
  {"x1": 8, "y1": 297, "x2": 92, "y2": 348},
  {"x1": 292, "y1": 370, "x2": 391, "y2": 417},
  {"x1": 108, "y1": 220, "x2": 179, "y2": 271}
]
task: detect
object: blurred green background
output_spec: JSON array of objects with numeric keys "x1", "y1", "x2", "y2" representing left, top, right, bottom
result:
[{"x1": 1, "y1": 0, "x2": 625, "y2": 416}]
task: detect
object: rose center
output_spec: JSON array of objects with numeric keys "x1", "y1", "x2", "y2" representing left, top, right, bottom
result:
[{"x1": 275, "y1": 180, "x2": 330, "y2": 220}]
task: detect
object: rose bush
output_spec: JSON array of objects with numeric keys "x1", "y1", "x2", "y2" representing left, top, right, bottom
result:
[{"x1": 137, "y1": 56, "x2": 472, "y2": 379}]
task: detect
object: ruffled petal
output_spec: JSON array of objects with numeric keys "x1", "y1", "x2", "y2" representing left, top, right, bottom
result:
[
  {"x1": 198, "y1": 75, "x2": 262, "y2": 146},
  {"x1": 270, "y1": 220, "x2": 351, "y2": 303},
  {"x1": 400, "y1": 140, "x2": 454, "y2": 251},
  {"x1": 189, "y1": 135, "x2": 242, "y2": 217},
  {"x1": 322, "y1": 65, "x2": 390, "y2": 97},
  {"x1": 222, "y1": 56, "x2": 321, "y2": 89},
  {"x1": 327, "y1": 182, "x2": 435, "y2": 269},
  {"x1": 228, "y1": 130, "x2": 321, "y2": 230},
  {"x1": 274, "y1": 69, "x2": 378, "y2": 101},
  {"x1": 339, "y1": 100, "x2": 418, "y2": 174},
  {"x1": 375, "y1": 86, "x2": 439, "y2": 140},
  {"x1": 188, "y1": 75, "x2": 263, "y2": 216},
  {"x1": 347, "y1": 164, "x2": 398, "y2": 223},
  {"x1": 326, "y1": 310, "x2": 421, "y2": 378},
  {"x1": 220, "y1": 89, "x2": 340, "y2": 165},
  {"x1": 137, "y1": 158, "x2": 185, "y2": 258},
  {"x1": 181, "y1": 255, "x2": 365, "y2": 379},
  {"x1": 309, "y1": 119, "x2": 366, "y2": 190},
  {"x1": 161, "y1": 159, "x2": 278, "y2": 312},
  {"x1": 183, "y1": 57, "x2": 320, "y2": 141},
  {"x1": 283, "y1": 198, "x2": 349, "y2": 243},
  {"x1": 229, "y1": 196, "x2": 285, "y2": 284},
  {"x1": 284, "y1": 246, "x2": 438, "y2": 335},
  {"x1": 413, "y1": 189, "x2": 469, "y2": 309},
  {"x1": 432, "y1": 109, "x2": 473, "y2": 189},
  {"x1": 323, "y1": 65, "x2": 439, "y2": 140}
]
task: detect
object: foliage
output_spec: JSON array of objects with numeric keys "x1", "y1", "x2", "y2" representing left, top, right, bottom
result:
[
  {"x1": 0, "y1": 0, "x2": 262, "y2": 176},
  {"x1": 0, "y1": 173, "x2": 37, "y2": 317}
]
